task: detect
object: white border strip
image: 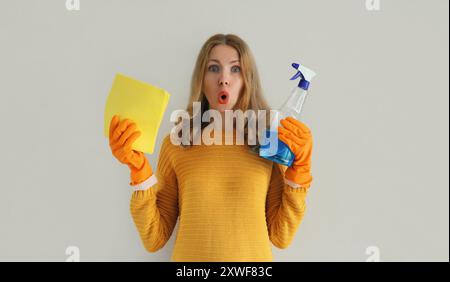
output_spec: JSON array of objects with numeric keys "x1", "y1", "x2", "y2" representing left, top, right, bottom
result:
[
  {"x1": 285, "y1": 178, "x2": 304, "y2": 189},
  {"x1": 132, "y1": 175, "x2": 158, "y2": 191}
]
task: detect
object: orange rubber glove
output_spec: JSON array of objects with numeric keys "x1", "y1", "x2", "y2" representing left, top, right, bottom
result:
[
  {"x1": 109, "y1": 115, "x2": 153, "y2": 185},
  {"x1": 277, "y1": 117, "x2": 313, "y2": 188}
]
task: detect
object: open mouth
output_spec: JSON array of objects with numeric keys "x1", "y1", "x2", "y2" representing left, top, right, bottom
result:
[{"x1": 218, "y1": 91, "x2": 229, "y2": 104}]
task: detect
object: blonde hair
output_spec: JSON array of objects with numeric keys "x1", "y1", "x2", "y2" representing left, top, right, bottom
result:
[{"x1": 179, "y1": 33, "x2": 272, "y2": 148}]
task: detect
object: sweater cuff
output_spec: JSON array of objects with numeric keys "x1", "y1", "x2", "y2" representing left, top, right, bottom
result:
[
  {"x1": 130, "y1": 174, "x2": 158, "y2": 192},
  {"x1": 285, "y1": 178, "x2": 308, "y2": 189},
  {"x1": 284, "y1": 167, "x2": 313, "y2": 188}
]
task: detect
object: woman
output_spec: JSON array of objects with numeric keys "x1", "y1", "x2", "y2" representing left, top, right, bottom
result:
[{"x1": 108, "y1": 34, "x2": 313, "y2": 262}]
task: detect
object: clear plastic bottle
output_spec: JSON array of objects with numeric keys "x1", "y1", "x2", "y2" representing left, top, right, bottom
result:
[{"x1": 259, "y1": 63, "x2": 316, "y2": 166}]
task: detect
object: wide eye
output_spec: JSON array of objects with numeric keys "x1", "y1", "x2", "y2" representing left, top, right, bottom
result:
[
  {"x1": 231, "y1": 65, "x2": 241, "y2": 73},
  {"x1": 208, "y1": 65, "x2": 220, "y2": 72}
]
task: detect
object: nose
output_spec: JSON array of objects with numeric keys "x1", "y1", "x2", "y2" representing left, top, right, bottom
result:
[{"x1": 219, "y1": 74, "x2": 229, "y2": 86}]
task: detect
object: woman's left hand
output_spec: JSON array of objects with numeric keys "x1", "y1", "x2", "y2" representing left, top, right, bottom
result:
[{"x1": 277, "y1": 117, "x2": 313, "y2": 187}]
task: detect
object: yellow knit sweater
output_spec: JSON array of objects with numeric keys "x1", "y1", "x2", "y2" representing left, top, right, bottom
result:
[{"x1": 130, "y1": 134, "x2": 310, "y2": 262}]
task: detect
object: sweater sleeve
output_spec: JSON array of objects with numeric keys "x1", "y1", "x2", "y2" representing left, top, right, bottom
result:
[
  {"x1": 265, "y1": 163, "x2": 310, "y2": 249},
  {"x1": 129, "y1": 136, "x2": 179, "y2": 253}
]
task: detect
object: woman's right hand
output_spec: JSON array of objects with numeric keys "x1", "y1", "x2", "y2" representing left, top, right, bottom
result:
[{"x1": 109, "y1": 115, "x2": 153, "y2": 185}]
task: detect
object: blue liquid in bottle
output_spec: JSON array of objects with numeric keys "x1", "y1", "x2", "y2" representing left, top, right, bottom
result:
[
  {"x1": 259, "y1": 62, "x2": 316, "y2": 166},
  {"x1": 259, "y1": 130, "x2": 295, "y2": 167}
]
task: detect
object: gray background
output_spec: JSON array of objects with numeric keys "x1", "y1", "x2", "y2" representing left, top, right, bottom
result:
[{"x1": 0, "y1": 0, "x2": 448, "y2": 262}]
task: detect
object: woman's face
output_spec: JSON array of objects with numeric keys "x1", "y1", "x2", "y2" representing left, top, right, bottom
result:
[{"x1": 202, "y1": 44, "x2": 243, "y2": 112}]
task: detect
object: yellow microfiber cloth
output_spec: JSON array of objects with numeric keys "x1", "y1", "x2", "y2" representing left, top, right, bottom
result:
[{"x1": 104, "y1": 73, "x2": 170, "y2": 154}]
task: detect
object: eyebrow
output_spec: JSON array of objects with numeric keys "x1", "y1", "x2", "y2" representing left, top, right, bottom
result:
[{"x1": 208, "y1": 59, "x2": 240, "y2": 64}]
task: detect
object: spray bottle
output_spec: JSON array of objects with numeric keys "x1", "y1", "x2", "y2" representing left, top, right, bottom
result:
[{"x1": 259, "y1": 63, "x2": 316, "y2": 166}]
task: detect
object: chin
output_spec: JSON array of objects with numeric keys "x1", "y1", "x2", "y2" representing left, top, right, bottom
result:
[
  {"x1": 218, "y1": 105, "x2": 234, "y2": 113},
  {"x1": 209, "y1": 102, "x2": 235, "y2": 113}
]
